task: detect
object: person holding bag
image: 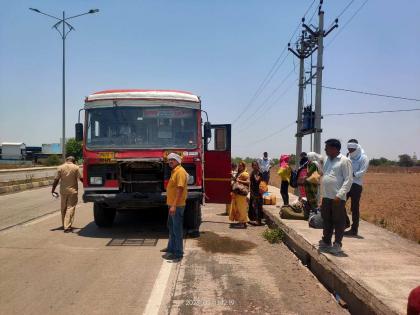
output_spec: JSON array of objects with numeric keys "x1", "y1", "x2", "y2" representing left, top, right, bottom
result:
[
  {"x1": 248, "y1": 161, "x2": 265, "y2": 226},
  {"x1": 229, "y1": 161, "x2": 250, "y2": 229},
  {"x1": 304, "y1": 152, "x2": 324, "y2": 212}
]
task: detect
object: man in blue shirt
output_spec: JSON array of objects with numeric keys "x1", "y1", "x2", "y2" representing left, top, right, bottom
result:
[
  {"x1": 257, "y1": 152, "x2": 273, "y2": 183},
  {"x1": 345, "y1": 139, "x2": 369, "y2": 236}
]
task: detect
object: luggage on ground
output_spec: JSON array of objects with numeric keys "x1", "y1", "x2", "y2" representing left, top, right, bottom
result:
[
  {"x1": 280, "y1": 205, "x2": 305, "y2": 220},
  {"x1": 263, "y1": 192, "x2": 276, "y2": 205},
  {"x1": 308, "y1": 211, "x2": 323, "y2": 229}
]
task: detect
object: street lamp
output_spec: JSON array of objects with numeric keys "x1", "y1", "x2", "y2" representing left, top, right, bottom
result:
[{"x1": 29, "y1": 8, "x2": 99, "y2": 160}]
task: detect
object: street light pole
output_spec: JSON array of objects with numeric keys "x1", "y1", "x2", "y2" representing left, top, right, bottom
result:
[
  {"x1": 29, "y1": 8, "x2": 99, "y2": 160},
  {"x1": 62, "y1": 11, "x2": 66, "y2": 161}
]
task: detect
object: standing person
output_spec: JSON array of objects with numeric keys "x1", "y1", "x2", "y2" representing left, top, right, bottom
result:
[
  {"x1": 297, "y1": 152, "x2": 309, "y2": 199},
  {"x1": 345, "y1": 139, "x2": 369, "y2": 236},
  {"x1": 318, "y1": 139, "x2": 353, "y2": 254},
  {"x1": 229, "y1": 161, "x2": 250, "y2": 229},
  {"x1": 248, "y1": 161, "x2": 264, "y2": 226},
  {"x1": 162, "y1": 153, "x2": 188, "y2": 261},
  {"x1": 304, "y1": 152, "x2": 324, "y2": 211},
  {"x1": 277, "y1": 154, "x2": 291, "y2": 206},
  {"x1": 257, "y1": 152, "x2": 273, "y2": 184},
  {"x1": 51, "y1": 156, "x2": 83, "y2": 233},
  {"x1": 225, "y1": 162, "x2": 237, "y2": 216}
]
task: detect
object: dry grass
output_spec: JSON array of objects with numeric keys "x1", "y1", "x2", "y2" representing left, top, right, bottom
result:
[{"x1": 268, "y1": 165, "x2": 420, "y2": 243}]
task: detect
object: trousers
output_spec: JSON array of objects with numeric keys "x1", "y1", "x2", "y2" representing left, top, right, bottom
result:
[
  {"x1": 167, "y1": 206, "x2": 185, "y2": 257},
  {"x1": 280, "y1": 180, "x2": 289, "y2": 206},
  {"x1": 321, "y1": 198, "x2": 347, "y2": 246},
  {"x1": 61, "y1": 193, "x2": 78, "y2": 230},
  {"x1": 346, "y1": 183, "x2": 363, "y2": 232}
]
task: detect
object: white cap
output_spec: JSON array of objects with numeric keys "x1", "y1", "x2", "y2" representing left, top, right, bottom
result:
[
  {"x1": 167, "y1": 153, "x2": 182, "y2": 164},
  {"x1": 347, "y1": 142, "x2": 358, "y2": 149}
]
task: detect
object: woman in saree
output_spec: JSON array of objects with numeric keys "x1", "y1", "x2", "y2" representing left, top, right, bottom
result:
[
  {"x1": 248, "y1": 161, "x2": 264, "y2": 226},
  {"x1": 229, "y1": 161, "x2": 250, "y2": 229}
]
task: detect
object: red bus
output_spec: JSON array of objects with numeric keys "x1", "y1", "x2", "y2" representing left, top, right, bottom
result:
[{"x1": 75, "y1": 89, "x2": 231, "y2": 236}]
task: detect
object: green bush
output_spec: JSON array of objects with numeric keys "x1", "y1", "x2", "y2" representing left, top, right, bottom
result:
[
  {"x1": 262, "y1": 228, "x2": 284, "y2": 244},
  {"x1": 66, "y1": 138, "x2": 83, "y2": 160},
  {"x1": 45, "y1": 155, "x2": 62, "y2": 166}
]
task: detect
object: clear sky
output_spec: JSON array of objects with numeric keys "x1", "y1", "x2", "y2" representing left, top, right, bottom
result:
[{"x1": 1, "y1": 0, "x2": 419, "y2": 160}]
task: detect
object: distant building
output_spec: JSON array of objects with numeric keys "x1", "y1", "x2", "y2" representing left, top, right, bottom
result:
[
  {"x1": 0, "y1": 142, "x2": 26, "y2": 160},
  {"x1": 42, "y1": 143, "x2": 62, "y2": 155}
]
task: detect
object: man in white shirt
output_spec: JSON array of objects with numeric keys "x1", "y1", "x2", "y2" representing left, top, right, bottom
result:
[
  {"x1": 319, "y1": 139, "x2": 353, "y2": 254},
  {"x1": 257, "y1": 152, "x2": 273, "y2": 183},
  {"x1": 345, "y1": 139, "x2": 369, "y2": 236}
]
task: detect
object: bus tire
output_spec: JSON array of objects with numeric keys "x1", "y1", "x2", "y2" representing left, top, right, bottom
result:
[
  {"x1": 93, "y1": 203, "x2": 116, "y2": 227},
  {"x1": 184, "y1": 199, "x2": 201, "y2": 237}
]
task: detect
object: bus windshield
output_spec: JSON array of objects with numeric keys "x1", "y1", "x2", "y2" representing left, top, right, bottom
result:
[{"x1": 86, "y1": 106, "x2": 198, "y2": 149}]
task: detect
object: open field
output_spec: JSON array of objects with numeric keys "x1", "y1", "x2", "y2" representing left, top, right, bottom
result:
[{"x1": 268, "y1": 166, "x2": 420, "y2": 243}]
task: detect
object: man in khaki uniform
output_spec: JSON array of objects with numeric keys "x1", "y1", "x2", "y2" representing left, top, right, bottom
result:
[{"x1": 51, "y1": 156, "x2": 83, "y2": 232}]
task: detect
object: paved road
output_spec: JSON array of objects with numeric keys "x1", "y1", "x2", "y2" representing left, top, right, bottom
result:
[
  {"x1": 0, "y1": 186, "x2": 83, "y2": 231},
  {"x1": 0, "y1": 187, "x2": 347, "y2": 314}
]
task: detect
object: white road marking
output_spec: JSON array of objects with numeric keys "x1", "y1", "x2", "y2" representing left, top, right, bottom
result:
[{"x1": 143, "y1": 259, "x2": 174, "y2": 315}]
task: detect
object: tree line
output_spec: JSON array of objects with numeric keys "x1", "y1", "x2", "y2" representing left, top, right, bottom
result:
[{"x1": 232, "y1": 153, "x2": 419, "y2": 167}]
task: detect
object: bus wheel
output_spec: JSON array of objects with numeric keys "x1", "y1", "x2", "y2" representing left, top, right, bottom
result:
[
  {"x1": 184, "y1": 199, "x2": 201, "y2": 238},
  {"x1": 93, "y1": 203, "x2": 116, "y2": 227}
]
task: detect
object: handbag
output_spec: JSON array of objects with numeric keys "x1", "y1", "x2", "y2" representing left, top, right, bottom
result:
[
  {"x1": 306, "y1": 170, "x2": 321, "y2": 185},
  {"x1": 232, "y1": 182, "x2": 249, "y2": 196}
]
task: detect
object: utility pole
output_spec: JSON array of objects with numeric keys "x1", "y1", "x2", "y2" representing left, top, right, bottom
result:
[
  {"x1": 62, "y1": 11, "x2": 66, "y2": 161},
  {"x1": 289, "y1": 0, "x2": 338, "y2": 157},
  {"x1": 313, "y1": 9, "x2": 324, "y2": 154},
  {"x1": 295, "y1": 34, "x2": 305, "y2": 163}
]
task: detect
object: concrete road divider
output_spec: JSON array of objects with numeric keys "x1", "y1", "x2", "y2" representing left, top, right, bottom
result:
[
  {"x1": 264, "y1": 185, "x2": 420, "y2": 315},
  {"x1": 0, "y1": 167, "x2": 58, "y2": 195}
]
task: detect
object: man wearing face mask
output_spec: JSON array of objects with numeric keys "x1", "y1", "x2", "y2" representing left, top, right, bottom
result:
[{"x1": 345, "y1": 139, "x2": 369, "y2": 236}]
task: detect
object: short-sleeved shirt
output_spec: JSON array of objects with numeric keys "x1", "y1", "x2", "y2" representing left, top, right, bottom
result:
[
  {"x1": 166, "y1": 165, "x2": 188, "y2": 207},
  {"x1": 55, "y1": 162, "x2": 81, "y2": 195}
]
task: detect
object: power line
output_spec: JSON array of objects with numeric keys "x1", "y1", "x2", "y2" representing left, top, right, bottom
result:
[
  {"x1": 231, "y1": 0, "x2": 317, "y2": 125},
  {"x1": 239, "y1": 106, "x2": 420, "y2": 147},
  {"x1": 247, "y1": 121, "x2": 296, "y2": 145},
  {"x1": 239, "y1": 78, "x2": 298, "y2": 131},
  {"x1": 337, "y1": 0, "x2": 356, "y2": 18},
  {"x1": 325, "y1": 108, "x2": 420, "y2": 116},
  {"x1": 236, "y1": 68, "x2": 295, "y2": 128},
  {"x1": 326, "y1": 0, "x2": 369, "y2": 48},
  {"x1": 232, "y1": 48, "x2": 288, "y2": 124},
  {"x1": 322, "y1": 85, "x2": 420, "y2": 102}
]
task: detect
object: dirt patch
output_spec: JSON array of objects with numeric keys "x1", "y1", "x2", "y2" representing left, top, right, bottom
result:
[
  {"x1": 196, "y1": 231, "x2": 257, "y2": 254},
  {"x1": 169, "y1": 205, "x2": 347, "y2": 315},
  {"x1": 269, "y1": 165, "x2": 420, "y2": 243},
  {"x1": 361, "y1": 172, "x2": 420, "y2": 243}
]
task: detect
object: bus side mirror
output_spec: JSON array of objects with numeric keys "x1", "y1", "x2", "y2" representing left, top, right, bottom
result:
[
  {"x1": 75, "y1": 123, "x2": 83, "y2": 142},
  {"x1": 204, "y1": 122, "x2": 212, "y2": 140}
]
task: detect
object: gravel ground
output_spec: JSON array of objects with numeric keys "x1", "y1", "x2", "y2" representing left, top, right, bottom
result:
[{"x1": 166, "y1": 203, "x2": 348, "y2": 315}]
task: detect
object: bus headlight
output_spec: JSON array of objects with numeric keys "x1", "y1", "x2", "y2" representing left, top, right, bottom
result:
[
  {"x1": 188, "y1": 175, "x2": 195, "y2": 185},
  {"x1": 90, "y1": 177, "x2": 103, "y2": 185}
]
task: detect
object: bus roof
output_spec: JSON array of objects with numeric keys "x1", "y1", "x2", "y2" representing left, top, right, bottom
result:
[{"x1": 85, "y1": 89, "x2": 200, "y2": 103}]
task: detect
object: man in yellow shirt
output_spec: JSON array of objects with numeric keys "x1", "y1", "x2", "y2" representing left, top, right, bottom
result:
[
  {"x1": 51, "y1": 156, "x2": 83, "y2": 233},
  {"x1": 162, "y1": 153, "x2": 188, "y2": 261}
]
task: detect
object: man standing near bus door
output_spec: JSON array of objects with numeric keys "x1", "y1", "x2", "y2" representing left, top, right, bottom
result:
[
  {"x1": 161, "y1": 153, "x2": 188, "y2": 261},
  {"x1": 51, "y1": 156, "x2": 83, "y2": 233},
  {"x1": 345, "y1": 139, "x2": 369, "y2": 236},
  {"x1": 257, "y1": 152, "x2": 273, "y2": 183}
]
